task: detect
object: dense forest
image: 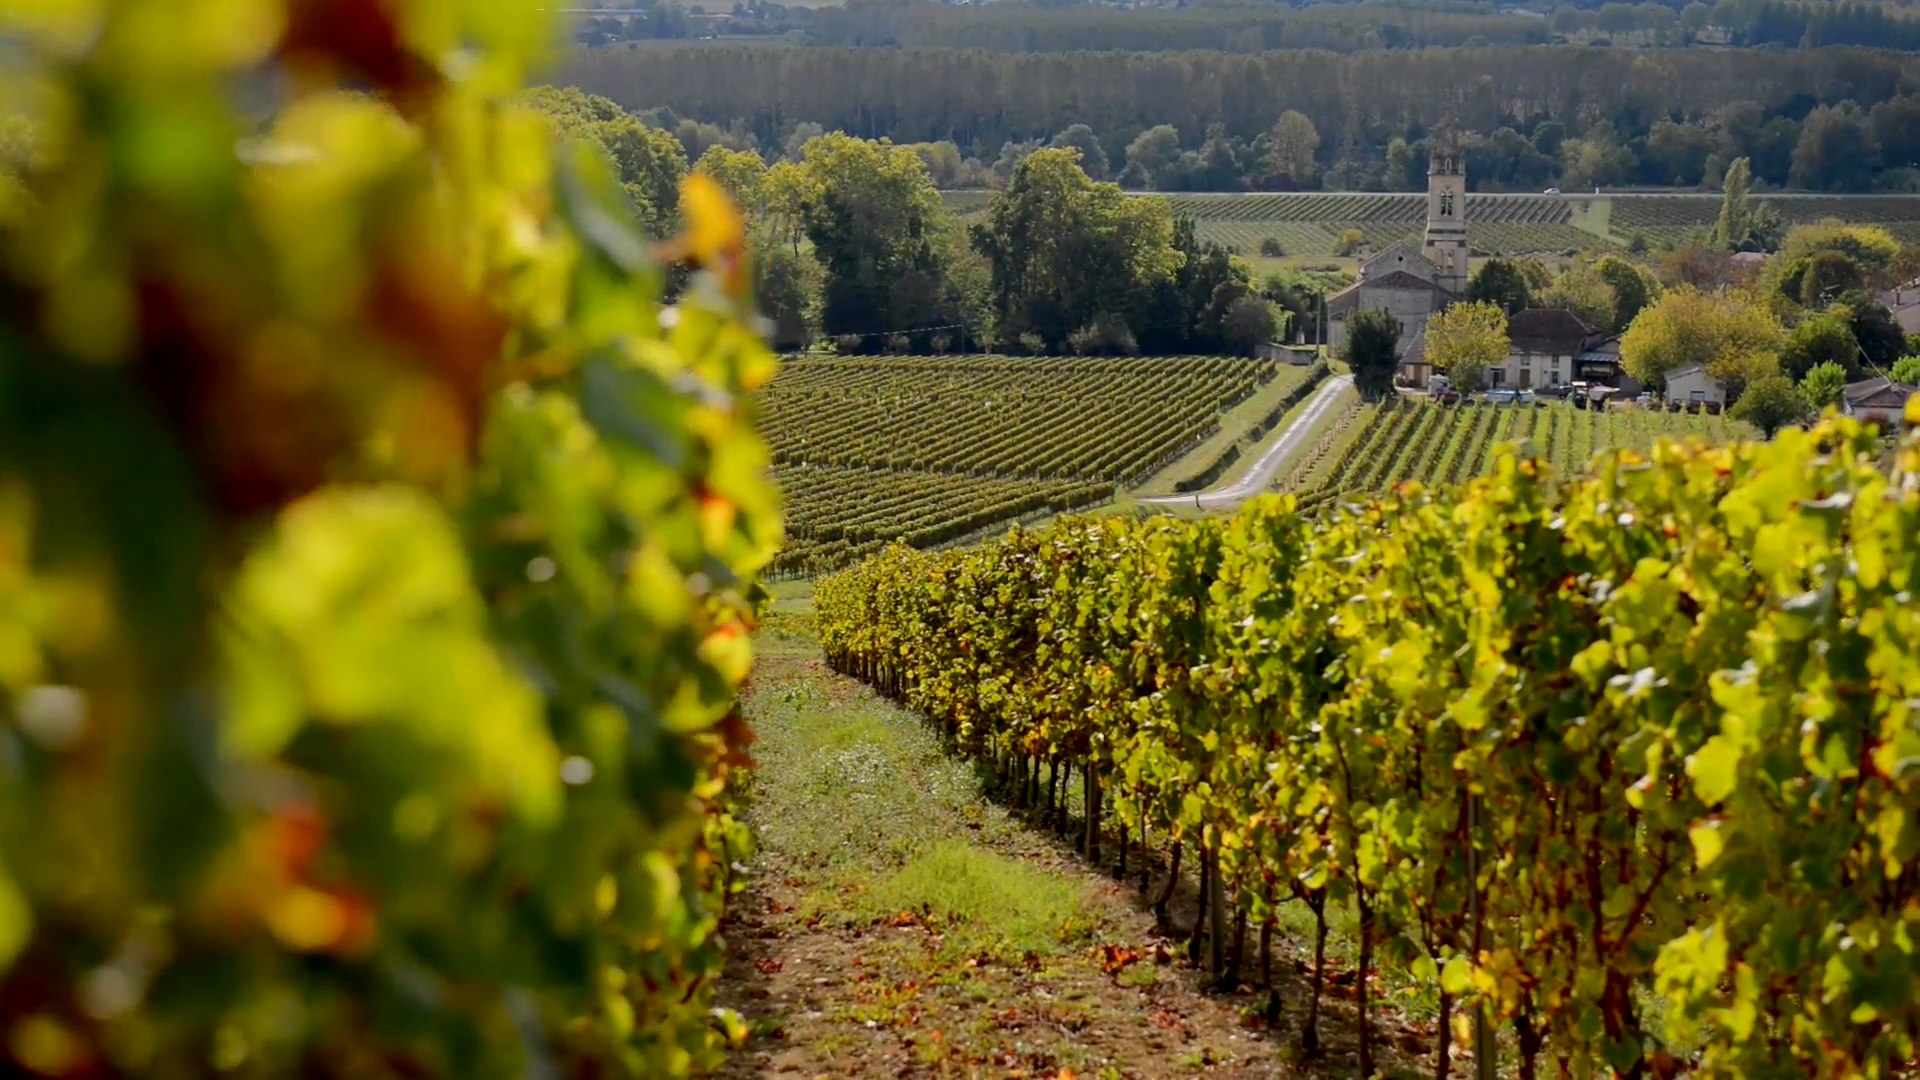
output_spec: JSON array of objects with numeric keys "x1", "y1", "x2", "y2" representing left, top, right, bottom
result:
[
  {"x1": 576, "y1": 0, "x2": 1920, "y2": 52},
  {"x1": 558, "y1": 44, "x2": 1920, "y2": 192},
  {"x1": 801, "y1": 0, "x2": 1920, "y2": 52}
]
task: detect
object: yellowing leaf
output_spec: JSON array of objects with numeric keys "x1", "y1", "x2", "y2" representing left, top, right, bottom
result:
[
  {"x1": 1688, "y1": 820, "x2": 1725, "y2": 867},
  {"x1": 678, "y1": 172, "x2": 744, "y2": 270},
  {"x1": 1685, "y1": 735, "x2": 1741, "y2": 805}
]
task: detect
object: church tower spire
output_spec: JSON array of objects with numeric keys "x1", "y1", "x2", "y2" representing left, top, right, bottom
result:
[{"x1": 1423, "y1": 121, "x2": 1469, "y2": 295}]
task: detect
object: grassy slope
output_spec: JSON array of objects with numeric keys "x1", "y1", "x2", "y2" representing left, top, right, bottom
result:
[
  {"x1": 717, "y1": 583, "x2": 1436, "y2": 1078},
  {"x1": 1131, "y1": 363, "x2": 1320, "y2": 497}
]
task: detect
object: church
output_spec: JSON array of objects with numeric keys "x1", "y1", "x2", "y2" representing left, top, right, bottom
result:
[{"x1": 1325, "y1": 127, "x2": 1470, "y2": 386}]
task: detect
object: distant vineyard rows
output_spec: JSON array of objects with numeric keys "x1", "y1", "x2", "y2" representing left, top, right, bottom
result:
[
  {"x1": 941, "y1": 190, "x2": 1920, "y2": 253},
  {"x1": 1286, "y1": 398, "x2": 1752, "y2": 507},
  {"x1": 1196, "y1": 220, "x2": 1607, "y2": 256},
  {"x1": 763, "y1": 354, "x2": 1302, "y2": 575}
]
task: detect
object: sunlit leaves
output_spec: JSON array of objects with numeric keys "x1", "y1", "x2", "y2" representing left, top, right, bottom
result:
[
  {"x1": 0, "y1": 0, "x2": 776, "y2": 1074},
  {"x1": 821, "y1": 412, "x2": 1920, "y2": 1078}
]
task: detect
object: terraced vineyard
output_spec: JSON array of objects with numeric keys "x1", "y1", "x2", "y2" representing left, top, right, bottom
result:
[
  {"x1": 941, "y1": 190, "x2": 1920, "y2": 255},
  {"x1": 763, "y1": 354, "x2": 1299, "y2": 575},
  {"x1": 1284, "y1": 398, "x2": 1753, "y2": 507}
]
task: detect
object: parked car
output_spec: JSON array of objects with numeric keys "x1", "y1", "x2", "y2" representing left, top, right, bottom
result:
[
  {"x1": 1635, "y1": 392, "x2": 1656, "y2": 408},
  {"x1": 1486, "y1": 388, "x2": 1518, "y2": 405},
  {"x1": 1516, "y1": 389, "x2": 1538, "y2": 406}
]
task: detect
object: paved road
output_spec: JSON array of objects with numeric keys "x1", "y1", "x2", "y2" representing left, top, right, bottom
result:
[{"x1": 1141, "y1": 373, "x2": 1354, "y2": 512}]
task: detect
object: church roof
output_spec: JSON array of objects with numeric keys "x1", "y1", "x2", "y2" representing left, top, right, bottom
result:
[
  {"x1": 1360, "y1": 241, "x2": 1435, "y2": 279},
  {"x1": 1325, "y1": 270, "x2": 1457, "y2": 315}
]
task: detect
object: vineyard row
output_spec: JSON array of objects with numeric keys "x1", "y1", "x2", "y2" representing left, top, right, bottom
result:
[
  {"x1": 1288, "y1": 398, "x2": 1751, "y2": 506},
  {"x1": 763, "y1": 355, "x2": 1303, "y2": 574},
  {"x1": 818, "y1": 415, "x2": 1920, "y2": 1078}
]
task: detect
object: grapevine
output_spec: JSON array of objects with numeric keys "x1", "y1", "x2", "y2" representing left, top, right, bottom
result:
[
  {"x1": 820, "y1": 412, "x2": 1920, "y2": 1078},
  {"x1": 0, "y1": 1, "x2": 777, "y2": 1075},
  {"x1": 765, "y1": 354, "x2": 1298, "y2": 574}
]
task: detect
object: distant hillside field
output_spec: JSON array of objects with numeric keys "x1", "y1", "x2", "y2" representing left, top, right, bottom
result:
[
  {"x1": 942, "y1": 190, "x2": 1920, "y2": 257},
  {"x1": 1282, "y1": 396, "x2": 1755, "y2": 509},
  {"x1": 763, "y1": 354, "x2": 1302, "y2": 575}
]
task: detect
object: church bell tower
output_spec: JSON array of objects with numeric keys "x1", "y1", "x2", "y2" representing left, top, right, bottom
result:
[{"x1": 1423, "y1": 124, "x2": 1469, "y2": 296}]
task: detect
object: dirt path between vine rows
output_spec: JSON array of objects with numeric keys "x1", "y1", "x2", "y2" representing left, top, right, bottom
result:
[{"x1": 713, "y1": 584, "x2": 1436, "y2": 1080}]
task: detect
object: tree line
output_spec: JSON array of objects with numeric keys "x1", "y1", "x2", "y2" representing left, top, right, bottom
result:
[
  {"x1": 557, "y1": 45, "x2": 1920, "y2": 194},
  {"x1": 808, "y1": 0, "x2": 1556, "y2": 53},
  {"x1": 572, "y1": 0, "x2": 1920, "y2": 54},
  {"x1": 529, "y1": 89, "x2": 1308, "y2": 356},
  {"x1": 794, "y1": 0, "x2": 1920, "y2": 53}
]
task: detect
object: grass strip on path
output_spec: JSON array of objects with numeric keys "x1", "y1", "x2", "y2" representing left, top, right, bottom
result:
[{"x1": 714, "y1": 583, "x2": 1427, "y2": 1080}]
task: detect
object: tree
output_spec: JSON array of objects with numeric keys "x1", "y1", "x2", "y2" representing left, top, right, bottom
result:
[
  {"x1": 1537, "y1": 262, "x2": 1616, "y2": 331},
  {"x1": 1802, "y1": 360, "x2": 1849, "y2": 410},
  {"x1": 1385, "y1": 137, "x2": 1419, "y2": 191},
  {"x1": 1680, "y1": 1, "x2": 1712, "y2": 39},
  {"x1": 754, "y1": 243, "x2": 816, "y2": 350},
  {"x1": 523, "y1": 87, "x2": 690, "y2": 236},
  {"x1": 1266, "y1": 110, "x2": 1321, "y2": 187},
  {"x1": 1124, "y1": 125, "x2": 1183, "y2": 184},
  {"x1": 1730, "y1": 375, "x2": 1809, "y2": 436},
  {"x1": 1220, "y1": 293, "x2": 1285, "y2": 356},
  {"x1": 1620, "y1": 285, "x2": 1784, "y2": 390},
  {"x1": 908, "y1": 140, "x2": 968, "y2": 188},
  {"x1": 1344, "y1": 309, "x2": 1401, "y2": 401},
  {"x1": 1558, "y1": 121, "x2": 1636, "y2": 190},
  {"x1": 971, "y1": 147, "x2": 1183, "y2": 352},
  {"x1": 1792, "y1": 251, "x2": 1866, "y2": 307},
  {"x1": 1644, "y1": 120, "x2": 1712, "y2": 187},
  {"x1": 1781, "y1": 311, "x2": 1858, "y2": 379},
  {"x1": 1892, "y1": 355, "x2": 1920, "y2": 384},
  {"x1": 1466, "y1": 259, "x2": 1533, "y2": 315},
  {"x1": 1791, "y1": 105, "x2": 1875, "y2": 191},
  {"x1": 1714, "y1": 157, "x2": 1764, "y2": 252},
  {"x1": 793, "y1": 133, "x2": 968, "y2": 350},
  {"x1": 1774, "y1": 223, "x2": 1903, "y2": 291},
  {"x1": 1594, "y1": 255, "x2": 1655, "y2": 332},
  {"x1": 1848, "y1": 300, "x2": 1908, "y2": 372},
  {"x1": 1426, "y1": 301, "x2": 1510, "y2": 391},
  {"x1": 693, "y1": 145, "x2": 768, "y2": 212},
  {"x1": 1870, "y1": 96, "x2": 1920, "y2": 172},
  {"x1": 991, "y1": 139, "x2": 1042, "y2": 185},
  {"x1": 1050, "y1": 124, "x2": 1110, "y2": 179}
]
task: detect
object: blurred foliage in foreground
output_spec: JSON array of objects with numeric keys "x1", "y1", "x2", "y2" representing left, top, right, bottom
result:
[{"x1": 0, "y1": 0, "x2": 781, "y2": 1076}]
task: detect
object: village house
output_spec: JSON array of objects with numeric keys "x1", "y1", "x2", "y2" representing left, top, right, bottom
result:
[
  {"x1": 1488, "y1": 308, "x2": 1606, "y2": 391},
  {"x1": 1875, "y1": 287, "x2": 1920, "y2": 337},
  {"x1": 1664, "y1": 364, "x2": 1727, "y2": 409},
  {"x1": 1842, "y1": 375, "x2": 1916, "y2": 431}
]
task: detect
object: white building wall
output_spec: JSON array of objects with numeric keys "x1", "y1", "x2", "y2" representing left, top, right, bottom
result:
[
  {"x1": 1664, "y1": 367, "x2": 1726, "y2": 406},
  {"x1": 1489, "y1": 349, "x2": 1576, "y2": 389}
]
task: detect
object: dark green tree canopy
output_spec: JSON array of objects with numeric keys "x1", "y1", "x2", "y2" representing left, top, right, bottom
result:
[
  {"x1": 1467, "y1": 258, "x2": 1534, "y2": 315},
  {"x1": 1730, "y1": 374, "x2": 1810, "y2": 436},
  {"x1": 1344, "y1": 309, "x2": 1402, "y2": 401}
]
